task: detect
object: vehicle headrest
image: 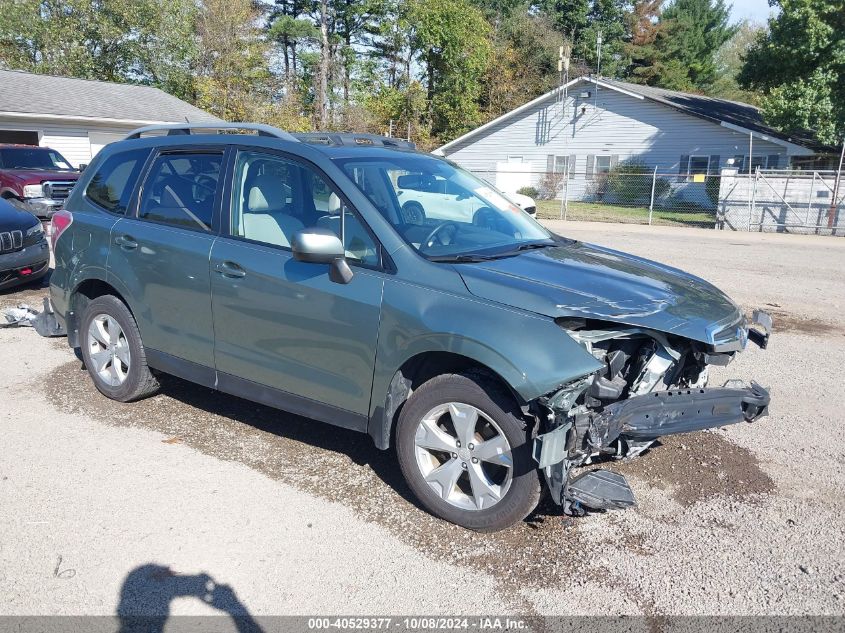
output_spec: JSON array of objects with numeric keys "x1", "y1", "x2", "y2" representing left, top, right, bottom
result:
[{"x1": 247, "y1": 175, "x2": 285, "y2": 213}]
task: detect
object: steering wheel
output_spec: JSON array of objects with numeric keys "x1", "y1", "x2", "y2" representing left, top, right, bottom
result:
[{"x1": 422, "y1": 221, "x2": 460, "y2": 251}]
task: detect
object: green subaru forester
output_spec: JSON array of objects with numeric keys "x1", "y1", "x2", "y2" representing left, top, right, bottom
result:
[{"x1": 50, "y1": 123, "x2": 771, "y2": 531}]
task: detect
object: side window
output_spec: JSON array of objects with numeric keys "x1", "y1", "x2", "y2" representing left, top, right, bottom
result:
[
  {"x1": 85, "y1": 148, "x2": 150, "y2": 215},
  {"x1": 138, "y1": 152, "x2": 222, "y2": 231},
  {"x1": 231, "y1": 151, "x2": 379, "y2": 266}
]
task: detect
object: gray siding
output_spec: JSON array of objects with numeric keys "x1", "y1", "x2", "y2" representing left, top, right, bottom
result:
[{"x1": 443, "y1": 84, "x2": 787, "y2": 176}]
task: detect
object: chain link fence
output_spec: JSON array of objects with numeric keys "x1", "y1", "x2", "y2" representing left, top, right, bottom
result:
[{"x1": 469, "y1": 165, "x2": 845, "y2": 235}]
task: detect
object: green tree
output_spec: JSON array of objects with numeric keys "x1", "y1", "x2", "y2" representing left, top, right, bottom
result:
[
  {"x1": 739, "y1": 0, "x2": 845, "y2": 146},
  {"x1": 194, "y1": 0, "x2": 275, "y2": 122},
  {"x1": 535, "y1": 0, "x2": 630, "y2": 77},
  {"x1": 406, "y1": 0, "x2": 492, "y2": 140},
  {"x1": 0, "y1": 0, "x2": 197, "y2": 98},
  {"x1": 655, "y1": 0, "x2": 736, "y2": 90},
  {"x1": 709, "y1": 21, "x2": 765, "y2": 104},
  {"x1": 268, "y1": 4, "x2": 319, "y2": 86},
  {"x1": 624, "y1": 0, "x2": 666, "y2": 84}
]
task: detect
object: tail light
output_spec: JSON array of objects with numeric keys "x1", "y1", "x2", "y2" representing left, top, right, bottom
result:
[{"x1": 50, "y1": 209, "x2": 73, "y2": 250}]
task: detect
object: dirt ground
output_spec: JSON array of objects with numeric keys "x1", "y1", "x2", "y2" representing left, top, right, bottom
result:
[{"x1": 1, "y1": 221, "x2": 843, "y2": 619}]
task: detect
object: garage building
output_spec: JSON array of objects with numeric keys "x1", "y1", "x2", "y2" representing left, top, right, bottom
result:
[{"x1": 0, "y1": 69, "x2": 220, "y2": 167}]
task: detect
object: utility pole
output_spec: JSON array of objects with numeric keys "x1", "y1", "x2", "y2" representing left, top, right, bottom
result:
[
  {"x1": 595, "y1": 31, "x2": 603, "y2": 79},
  {"x1": 558, "y1": 43, "x2": 571, "y2": 220},
  {"x1": 827, "y1": 137, "x2": 845, "y2": 231},
  {"x1": 746, "y1": 132, "x2": 754, "y2": 230}
]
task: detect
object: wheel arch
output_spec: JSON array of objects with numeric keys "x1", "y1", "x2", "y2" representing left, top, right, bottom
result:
[
  {"x1": 367, "y1": 349, "x2": 526, "y2": 451},
  {"x1": 67, "y1": 276, "x2": 135, "y2": 347}
]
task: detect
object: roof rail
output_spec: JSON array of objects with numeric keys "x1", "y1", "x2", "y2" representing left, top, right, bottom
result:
[
  {"x1": 124, "y1": 122, "x2": 300, "y2": 142},
  {"x1": 294, "y1": 132, "x2": 416, "y2": 150}
]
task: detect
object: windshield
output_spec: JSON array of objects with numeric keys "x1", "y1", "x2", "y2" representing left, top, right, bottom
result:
[
  {"x1": 0, "y1": 148, "x2": 74, "y2": 171},
  {"x1": 335, "y1": 154, "x2": 551, "y2": 260}
]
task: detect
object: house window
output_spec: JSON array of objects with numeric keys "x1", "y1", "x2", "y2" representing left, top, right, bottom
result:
[
  {"x1": 552, "y1": 155, "x2": 577, "y2": 178},
  {"x1": 688, "y1": 156, "x2": 710, "y2": 179},
  {"x1": 596, "y1": 155, "x2": 612, "y2": 175},
  {"x1": 734, "y1": 155, "x2": 770, "y2": 172}
]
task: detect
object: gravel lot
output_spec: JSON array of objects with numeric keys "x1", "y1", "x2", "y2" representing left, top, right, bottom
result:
[{"x1": 1, "y1": 221, "x2": 843, "y2": 619}]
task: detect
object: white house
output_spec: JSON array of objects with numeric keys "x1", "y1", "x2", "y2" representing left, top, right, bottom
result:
[
  {"x1": 435, "y1": 76, "x2": 834, "y2": 202},
  {"x1": 0, "y1": 69, "x2": 220, "y2": 167}
]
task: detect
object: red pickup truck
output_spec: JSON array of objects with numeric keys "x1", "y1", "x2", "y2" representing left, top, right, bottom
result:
[{"x1": 0, "y1": 144, "x2": 82, "y2": 218}]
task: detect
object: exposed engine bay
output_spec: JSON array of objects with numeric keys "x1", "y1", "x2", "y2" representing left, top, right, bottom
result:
[{"x1": 531, "y1": 311, "x2": 772, "y2": 516}]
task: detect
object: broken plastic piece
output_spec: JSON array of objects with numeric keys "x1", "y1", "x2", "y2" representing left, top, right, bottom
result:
[
  {"x1": 32, "y1": 297, "x2": 66, "y2": 337},
  {"x1": 749, "y1": 309, "x2": 772, "y2": 349},
  {"x1": 0, "y1": 298, "x2": 66, "y2": 337},
  {"x1": 1, "y1": 304, "x2": 39, "y2": 328},
  {"x1": 533, "y1": 421, "x2": 571, "y2": 469},
  {"x1": 565, "y1": 470, "x2": 636, "y2": 511}
]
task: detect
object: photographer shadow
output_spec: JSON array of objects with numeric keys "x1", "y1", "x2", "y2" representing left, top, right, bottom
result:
[{"x1": 116, "y1": 564, "x2": 264, "y2": 633}]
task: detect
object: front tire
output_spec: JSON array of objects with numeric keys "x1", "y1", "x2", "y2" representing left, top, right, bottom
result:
[
  {"x1": 396, "y1": 372, "x2": 541, "y2": 531},
  {"x1": 79, "y1": 295, "x2": 159, "y2": 402}
]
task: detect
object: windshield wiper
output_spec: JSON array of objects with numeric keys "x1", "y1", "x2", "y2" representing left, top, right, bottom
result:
[
  {"x1": 514, "y1": 240, "x2": 557, "y2": 251},
  {"x1": 428, "y1": 253, "x2": 517, "y2": 263}
]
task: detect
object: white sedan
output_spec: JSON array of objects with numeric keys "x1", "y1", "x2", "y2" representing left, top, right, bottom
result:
[{"x1": 396, "y1": 175, "x2": 537, "y2": 223}]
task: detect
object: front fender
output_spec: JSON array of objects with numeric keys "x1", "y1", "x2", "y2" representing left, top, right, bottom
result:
[{"x1": 367, "y1": 278, "x2": 603, "y2": 448}]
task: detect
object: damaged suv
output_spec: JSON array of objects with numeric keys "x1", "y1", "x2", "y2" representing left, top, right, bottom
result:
[{"x1": 50, "y1": 124, "x2": 771, "y2": 531}]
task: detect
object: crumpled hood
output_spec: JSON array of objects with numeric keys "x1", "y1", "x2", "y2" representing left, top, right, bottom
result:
[{"x1": 458, "y1": 241, "x2": 743, "y2": 345}]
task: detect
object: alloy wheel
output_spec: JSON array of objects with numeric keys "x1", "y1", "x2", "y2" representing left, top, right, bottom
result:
[
  {"x1": 413, "y1": 402, "x2": 513, "y2": 511},
  {"x1": 87, "y1": 313, "x2": 131, "y2": 387}
]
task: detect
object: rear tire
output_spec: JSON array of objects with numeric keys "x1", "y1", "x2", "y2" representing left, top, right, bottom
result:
[
  {"x1": 79, "y1": 295, "x2": 159, "y2": 402},
  {"x1": 396, "y1": 372, "x2": 541, "y2": 531}
]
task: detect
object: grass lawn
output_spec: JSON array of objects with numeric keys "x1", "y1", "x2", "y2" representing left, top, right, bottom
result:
[{"x1": 535, "y1": 200, "x2": 717, "y2": 228}]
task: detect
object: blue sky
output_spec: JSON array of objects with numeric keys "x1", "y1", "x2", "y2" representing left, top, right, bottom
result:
[{"x1": 730, "y1": 0, "x2": 778, "y2": 25}]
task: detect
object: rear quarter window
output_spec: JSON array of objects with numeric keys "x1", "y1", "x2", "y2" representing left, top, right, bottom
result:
[{"x1": 85, "y1": 148, "x2": 150, "y2": 214}]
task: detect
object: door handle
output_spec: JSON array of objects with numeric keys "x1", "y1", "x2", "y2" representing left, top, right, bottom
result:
[
  {"x1": 114, "y1": 234, "x2": 138, "y2": 250},
  {"x1": 215, "y1": 261, "x2": 246, "y2": 279}
]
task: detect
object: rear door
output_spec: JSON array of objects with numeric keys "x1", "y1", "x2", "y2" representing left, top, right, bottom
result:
[
  {"x1": 108, "y1": 147, "x2": 225, "y2": 373},
  {"x1": 209, "y1": 148, "x2": 384, "y2": 428}
]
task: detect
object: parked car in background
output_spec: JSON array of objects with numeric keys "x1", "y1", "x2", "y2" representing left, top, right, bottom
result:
[
  {"x1": 0, "y1": 197, "x2": 49, "y2": 291},
  {"x1": 0, "y1": 145, "x2": 81, "y2": 218},
  {"x1": 50, "y1": 123, "x2": 771, "y2": 532},
  {"x1": 396, "y1": 173, "x2": 536, "y2": 223},
  {"x1": 503, "y1": 190, "x2": 536, "y2": 217}
]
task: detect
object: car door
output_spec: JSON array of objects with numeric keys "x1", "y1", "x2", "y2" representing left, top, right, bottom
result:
[
  {"x1": 107, "y1": 147, "x2": 225, "y2": 375},
  {"x1": 209, "y1": 149, "x2": 384, "y2": 430}
]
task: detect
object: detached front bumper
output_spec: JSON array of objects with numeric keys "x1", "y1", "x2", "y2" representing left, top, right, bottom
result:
[
  {"x1": 591, "y1": 381, "x2": 769, "y2": 445},
  {"x1": 533, "y1": 381, "x2": 771, "y2": 514},
  {"x1": 7, "y1": 197, "x2": 65, "y2": 218}
]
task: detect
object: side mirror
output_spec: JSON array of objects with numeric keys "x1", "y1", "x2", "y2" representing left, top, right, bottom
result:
[
  {"x1": 291, "y1": 228, "x2": 353, "y2": 284},
  {"x1": 78, "y1": 164, "x2": 88, "y2": 172}
]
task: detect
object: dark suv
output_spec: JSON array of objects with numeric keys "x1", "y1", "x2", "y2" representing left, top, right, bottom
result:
[
  {"x1": 0, "y1": 197, "x2": 49, "y2": 291},
  {"x1": 50, "y1": 123, "x2": 771, "y2": 531}
]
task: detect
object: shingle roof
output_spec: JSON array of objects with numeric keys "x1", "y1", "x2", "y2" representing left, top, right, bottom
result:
[
  {"x1": 0, "y1": 69, "x2": 220, "y2": 124},
  {"x1": 437, "y1": 76, "x2": 834, "y2": 155},
  {"x1": 601, "y1": 78, "x2": 834, "y2": 154}
]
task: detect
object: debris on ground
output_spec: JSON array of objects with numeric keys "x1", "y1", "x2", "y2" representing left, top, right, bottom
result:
[{"x1": 0, "y1": 297, "x2": 65, "y2": 337}]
